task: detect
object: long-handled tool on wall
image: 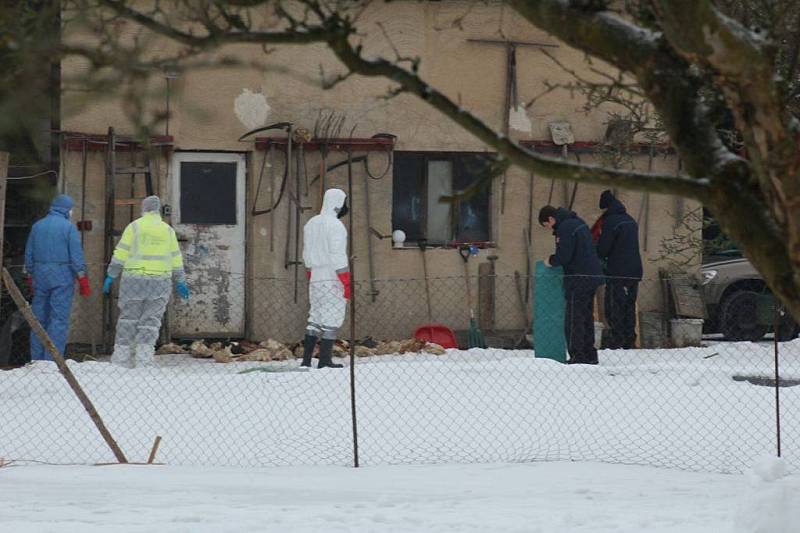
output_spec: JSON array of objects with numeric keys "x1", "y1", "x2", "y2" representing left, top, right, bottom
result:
[
  {"x1": 282, "y1": 128, "x2": 315, "y2": 304},
  {"x1": 264, "y1": 145, "x2": 276, "y2": 251},
  {"x1": 459, "y1": 245, "x2": 486, "y2": 349},
  {"x1": 246, "y1": 122, "x2": 292, "y2": 221},
  {"x1": 313, "y1": 110, "x2": 345, "y2": 211},
  {"x1": 525, "y1": 170, "x2": 534, "y2": 302},
  {"x1": 283, "y1": 124, "x2": 294, "y2": 272},
  {"x1": 418, "y1": 238, "x2": 433, "y2": 322},
  {"x1": 293, "y1": 138, "x2": 303, "y2": 303},
  {"x1": 636, "y1": 144, "x2": 655, "y2": 253},
  {"x1": 362, "y1": 154, "x2": 379, "y2": 302},
  {"x1": 514, "y1": 270, "x2": 532, "y2": 347}
]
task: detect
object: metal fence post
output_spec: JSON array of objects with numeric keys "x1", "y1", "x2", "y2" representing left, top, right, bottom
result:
[
  {"x1": 0, "y1": 152, "x2": 7, "y2": 262},
  {"x1": 347, "y1": 148, "x2": 359, "y2": 468},
  {"x1": 773, "y1": 303, "x2": 782, "y2": 457}
]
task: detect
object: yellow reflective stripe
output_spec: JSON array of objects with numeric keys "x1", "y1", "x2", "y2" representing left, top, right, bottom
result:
[{"x1": 113, "y1": 222, "x2": 136, "y2": 262}]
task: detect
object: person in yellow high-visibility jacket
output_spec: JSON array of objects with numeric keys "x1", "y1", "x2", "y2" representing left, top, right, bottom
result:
[{"x1": 102, "y1": 196, "x2": 189, "y2": 368}]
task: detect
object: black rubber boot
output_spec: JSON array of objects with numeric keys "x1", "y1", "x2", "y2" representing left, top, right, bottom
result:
[
  {"x1": 301, "y1": 334, "x2": 317, "y2": 367},
  {"x1": 317, "y1": 339, "x2": 343, "y2": 368}
]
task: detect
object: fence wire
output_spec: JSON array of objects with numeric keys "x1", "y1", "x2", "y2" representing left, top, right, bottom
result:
[{"x1": 1, "y1": 263, "x2": 797, "y2": 474}]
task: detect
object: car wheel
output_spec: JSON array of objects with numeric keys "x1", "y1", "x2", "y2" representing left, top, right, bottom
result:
[
  {"x1": 719, "y1": 290, "x2": 769, "y2": 342},
  {"x1": 776, "y1": 309, "x2": 800, "y2": 342}
]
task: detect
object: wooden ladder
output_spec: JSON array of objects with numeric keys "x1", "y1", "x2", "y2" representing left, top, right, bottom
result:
[{"x1": 102, "y1": 127, "x2": 155, "y2": 350}]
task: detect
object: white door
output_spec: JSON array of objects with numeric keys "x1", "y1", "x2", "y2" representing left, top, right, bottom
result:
[{"x1": 170, "y1": 152, "x2": 246, "y2": 337}]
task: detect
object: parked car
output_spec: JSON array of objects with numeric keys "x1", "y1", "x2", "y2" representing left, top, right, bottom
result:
[{"x1": 701, "y1": 251, "x2": 799, "y2": 341}]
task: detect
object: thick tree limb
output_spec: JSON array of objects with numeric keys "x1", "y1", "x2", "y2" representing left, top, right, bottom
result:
[
  {"x1": 509, "y1": 1, "x2": 732, "y2": 186},
  {"x1": 93, "y1": 0, "x2": 710, "y2": 199},
  {"x1": 325, "y1": 33, "x2": 710, "y2": 199},
  {"x1": 73, "y1": 0, "x2": 800, "y2": 320},
  {"x1": 653, "y1": 0, "x2": 800, "y2": 281}
]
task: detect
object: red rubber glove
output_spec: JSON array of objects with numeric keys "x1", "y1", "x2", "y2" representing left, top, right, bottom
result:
[
  {"x1": 337, "y1": 271, "x2": 351, "y2": 300},
  {"x1": 306, "y1": 269, "x2": 311, "y2": 280},
  {"x1": 78, "y1": 275, "x2": 91, "y2": 297}
]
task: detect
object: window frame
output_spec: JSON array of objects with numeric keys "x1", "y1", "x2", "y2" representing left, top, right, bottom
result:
[{"x1": 392, "y1": 151, "x2": 494, "y2": 248}]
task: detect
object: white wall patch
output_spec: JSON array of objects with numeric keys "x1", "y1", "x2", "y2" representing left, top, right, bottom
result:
[
  {"x1": 509, "y1": 105, "x2": 532, "y2": 134},
  {"x1": 235, "y1": 89, "x2": 270, "y2": 130}
]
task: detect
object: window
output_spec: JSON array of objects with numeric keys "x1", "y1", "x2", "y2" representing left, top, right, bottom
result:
[
  {"x1": 392, "y1": 152, "x2": 492, "y2": 246},
  {"x1": 179, "y1": 161, "x2": 238, "y2": 225}
]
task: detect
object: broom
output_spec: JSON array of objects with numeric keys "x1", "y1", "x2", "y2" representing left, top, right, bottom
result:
[{"x1": 459, "y1": 246, "x2": 486, "y2": 349}]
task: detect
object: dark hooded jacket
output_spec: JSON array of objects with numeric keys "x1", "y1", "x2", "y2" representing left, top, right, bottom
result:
[
  {"x1": 597, "y1": 192, "x2": 643, "y2": 281},
  {"x1": 549, "y1": 208, "x2": 604, "y2": 291}
]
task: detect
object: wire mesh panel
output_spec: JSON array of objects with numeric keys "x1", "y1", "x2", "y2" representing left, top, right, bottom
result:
[{"x1": 0, "y1": 267, "x2": 794, "y2": 473}]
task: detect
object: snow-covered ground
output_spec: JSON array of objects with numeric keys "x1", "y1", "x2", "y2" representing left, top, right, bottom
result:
[
  {"x1": 1, "y1": 458, "x2": 797, "y2": 533},
  {"x1": 2, "y1": 341, "x2": 799, "y2": 473}
]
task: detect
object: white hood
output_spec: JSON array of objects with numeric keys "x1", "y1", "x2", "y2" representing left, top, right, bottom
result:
[
  {"x1": 303, "y1": 188, "x2": 349, "y2": 277},
  {"x1": 321, "y1": 188, "x2": 347, "y2": 218}
]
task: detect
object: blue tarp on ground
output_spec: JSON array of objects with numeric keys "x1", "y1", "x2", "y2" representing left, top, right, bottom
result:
[{"x1": 533, "y1": 260, "x2": 566, "y2": 363}]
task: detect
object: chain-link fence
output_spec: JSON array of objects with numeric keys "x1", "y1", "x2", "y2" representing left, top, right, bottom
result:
[{"x1": 1, "y1": 264, "x2": 797, "y2": 473}]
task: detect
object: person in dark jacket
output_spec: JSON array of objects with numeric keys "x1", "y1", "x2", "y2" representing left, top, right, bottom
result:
[
  {"x1": 24, "y1": 194, "x2": 91, "y2": 360},
  {"x1": 597, "y1": 190, "x2": 643, "y2": 349},
  {"x1": 540, "y1": 205, "x2": 604, "y2": 365}
]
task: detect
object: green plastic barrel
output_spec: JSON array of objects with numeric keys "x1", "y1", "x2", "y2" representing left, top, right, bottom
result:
[{"x1": 533, "y1": 260, "x2": 566, "y2": 363}]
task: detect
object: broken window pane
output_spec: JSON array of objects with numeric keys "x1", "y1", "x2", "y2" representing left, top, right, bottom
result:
[{"x1": 426, "y1": 160, "x2": 453, "y2": 244}]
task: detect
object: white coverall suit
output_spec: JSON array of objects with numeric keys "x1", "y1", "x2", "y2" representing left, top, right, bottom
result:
[
  {"x1": 303, "y1": 188, "x2": 349, "y2": 340},
  {"x1": 105, "y1": 196, "x2": 186, "y2": 368}
]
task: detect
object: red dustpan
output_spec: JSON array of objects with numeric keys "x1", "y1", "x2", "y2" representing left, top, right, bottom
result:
[{"x1": 414, "y1": 324, "x2": 458, "y2": 349}]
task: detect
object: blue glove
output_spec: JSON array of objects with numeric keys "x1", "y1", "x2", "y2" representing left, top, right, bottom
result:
[
  {"x1": 102, "y1": 276, "x2": 114, "y2": 294},
  {"x1": 176, "y1": 281, "x2": 190, "y2": 300}
]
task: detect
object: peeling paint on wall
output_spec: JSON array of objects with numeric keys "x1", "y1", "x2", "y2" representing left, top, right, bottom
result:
[
  {"x1": 509, "y1": 105, "x2": 532, "y2": 134},
  {"x1": 182, "y1": 225, "x2": 235, "y2": 329},
  {"x1": 234, "y1": 89, "x2": 270, "y2": 130}
]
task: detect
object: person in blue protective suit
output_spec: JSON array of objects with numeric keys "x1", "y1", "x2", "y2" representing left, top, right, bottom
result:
[
  {"x1": 24, "y1": 194, "x2": 91, "y2": 360},
  {"x1": 597, "y1": 190, "x2": 643, "y2": 349},
  {"x1": 540, "y1": 205, "x2": 604, "y2": 365}
]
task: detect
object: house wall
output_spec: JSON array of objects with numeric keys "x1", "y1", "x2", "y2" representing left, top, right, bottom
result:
[{"x1": 60, "y1": 1, "x2": 698, "y2": 344}]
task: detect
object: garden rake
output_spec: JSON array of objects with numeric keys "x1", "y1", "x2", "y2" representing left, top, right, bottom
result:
[{"x1": 313, "y1": 109, "x2": 346, "y2": 209}]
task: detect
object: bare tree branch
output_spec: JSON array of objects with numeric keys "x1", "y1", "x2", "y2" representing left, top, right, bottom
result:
[
  {"x1": 654, "y1": 0, "x2": 800, "y2": 291},
  {"x1": 508, "y1": 0, "x2": 737, "y2": 185},
  {"x1": 324, "y1": 29, "x2": 711, "y2": 200},
  {"x1": 96, "y1": 0, "x2": 330, "y2": 48}
]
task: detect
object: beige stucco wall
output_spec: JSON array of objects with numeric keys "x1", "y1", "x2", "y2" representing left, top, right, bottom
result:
[{"x1": 61, "y1": 1, "x2": 698, "y2": 343}]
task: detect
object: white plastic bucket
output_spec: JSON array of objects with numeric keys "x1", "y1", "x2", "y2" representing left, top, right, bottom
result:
[
  {"x1": 594, "y1": 321, "x2": 605, "y2": 349},
  {"x1": 670, "y1": 318, "x2": 704, "y2": 347}
]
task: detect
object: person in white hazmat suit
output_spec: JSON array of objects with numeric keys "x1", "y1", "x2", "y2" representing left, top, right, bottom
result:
[
  {"x1": 102, "y1": 196, "x2": 190, "y2": 368},
  {"x1": 301, "y1": 188, "x2": 351, "y2": 369}
]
